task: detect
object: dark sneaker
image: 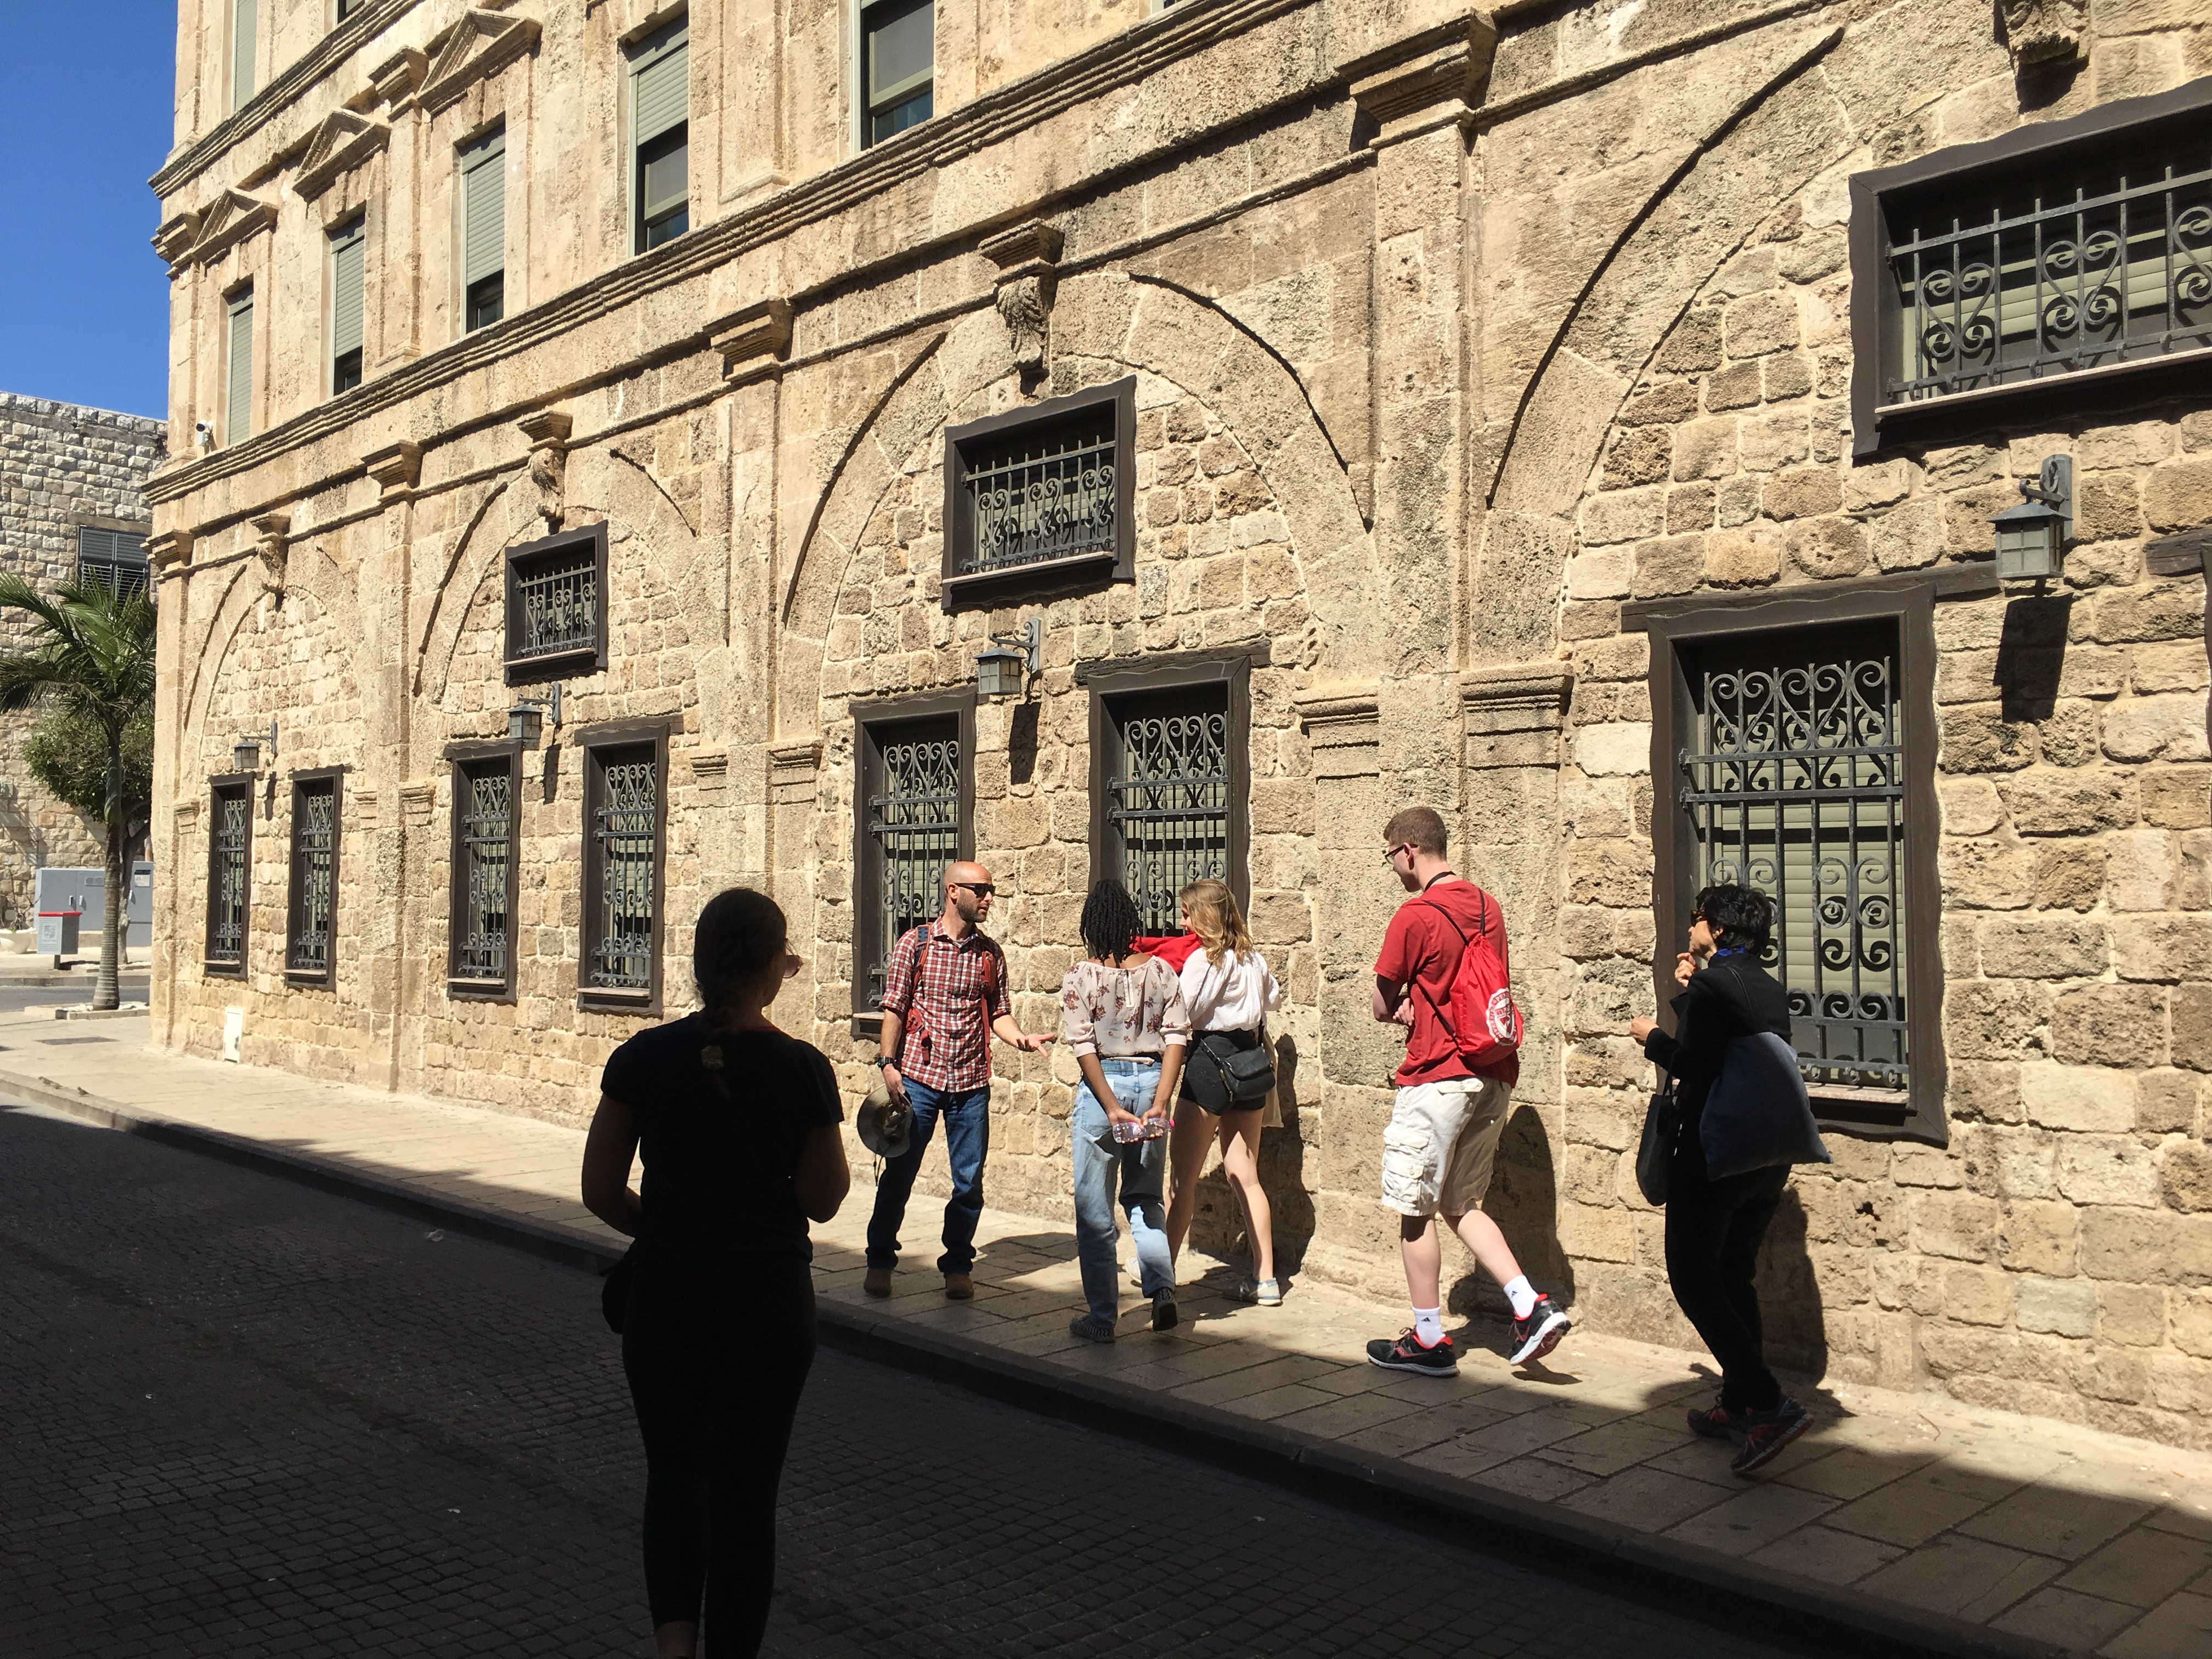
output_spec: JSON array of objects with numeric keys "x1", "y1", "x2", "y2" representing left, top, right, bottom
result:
[
  {"x1": 862, "y1": 1267, "x2": 893, "y2": 1298},
  {"x1": 1688, "y1": 1400, "x2": 1748, "y2": 1441},
  {"x1": 1151, "y1": 1288, "x2": 1179, "y2": 1331},
  {"x1": 1730, "y1": 1398, "x2": 1813, "y2": 1475},
  {"x1": 1366, "y1": 1328, "x2": 1458, "y2": 1376},
  {"x1": 1509, "y1": 1295, "x2": 1572, "y2": 1365},
  {"x1": 1069, "y1": 1314, "x2": 1116, "y2": 1344}
]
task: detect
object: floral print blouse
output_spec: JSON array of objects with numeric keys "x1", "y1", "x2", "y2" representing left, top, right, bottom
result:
[{"x1": 1059, "y1": 956, "x2": 1193, "y2": 1058}]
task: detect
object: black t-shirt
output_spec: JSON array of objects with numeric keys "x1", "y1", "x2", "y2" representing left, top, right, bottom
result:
[{"x1": 601, "y1": 1016, "x2": 844, "y2": 1260}]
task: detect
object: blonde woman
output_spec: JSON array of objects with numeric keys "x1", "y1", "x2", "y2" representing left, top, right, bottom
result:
[{"x1": 1162, "y1": 878, "x2": 1284, "y2": 1306}]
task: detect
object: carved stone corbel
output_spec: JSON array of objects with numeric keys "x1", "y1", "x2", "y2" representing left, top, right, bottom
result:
[
  {"x1": 2002, "y1": 0, "x2": 2085, "y2": 71},
  {"x1": 1459, "y1": 661, "x2": 1574, "y2": 770},
  {"x1": 979, "y1": 221, "x2": 1064, "y2": 375},
  {"x1": 519, "y1": 410, "x2": 573, "y2": 533},
  {"x1": 147, "y1": 529, "x2": 195, "y2": 574},
  {"x1": 709, "y1": 298, "x2": 793, "y2": 386},
  {"x1": 364, "y1": 440, "x2": 425, "y2": 501},
  {"x1": 251, "y1": 512, "x2": 292, "y2": 596},
  {"x1": 1350, "y1": 12, "x2": 1499, "y2": 145}
]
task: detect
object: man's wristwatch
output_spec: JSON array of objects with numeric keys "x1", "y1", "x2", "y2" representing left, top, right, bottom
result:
[{"x1": 874, "y1": 1053, "x2": 898, "y2": 1070}]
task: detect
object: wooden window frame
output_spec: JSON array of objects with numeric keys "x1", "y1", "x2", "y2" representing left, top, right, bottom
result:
[
  {"x1": 1627, "y1": 575, "x2": 1959, "y2": 1144},
  {"x1": 1849, "y1": 78, "x2": 2212, "y2": 459},
  {"x1": 848, "y1": 687, "x2": 977, "y2": 1036},
  {"x1": 578, "y1": 719, "x2": 669, "y2": 1018},
  {"x1": 283, "y1": 767, "x2": 345, "y2": 989},
  {"x1": 1083, "y1": 649, "x2": 1251, "y2": 931},
  {"x1": 204, "y1": 774, "x2": 255, "y2": 978},
  {"x1": 504, "y1": 521, "x2": 608, "y2": 685},
  {"x1": 940, "y1": 377, "x2": 1137, "y2": 613},
  {"x1": 445, "y1": 738, "x2": 524, "y2": 1002}
]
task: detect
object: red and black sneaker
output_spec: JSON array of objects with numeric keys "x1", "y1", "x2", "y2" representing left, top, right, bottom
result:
[
  {"x1": 1508, "y1": 1295, "x2": 1572, "y2": 1365},
  {"x1": 1365, "y1": 1328, "x2": 1458, "y2": 1376},
  {"x1": 1687, "y1": 1401, "x2": 1747, "y2": 1441},
  {"x1": 1730, "y1": 1397, "x2": 1813, "y2": 1475}
]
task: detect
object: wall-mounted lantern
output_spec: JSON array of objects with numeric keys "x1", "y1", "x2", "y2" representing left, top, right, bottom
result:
[
  {"x1": 1991, "y1": 455, "x2": 2072, "y2": 584},
  {"x1": 975, "y1": 617, "x2": 1042, "y2": 702},
  {"x1": 233, "y1": 718, "x2": 277, "y2": 775},
  {"x1": 508, "y1": 682, "x2": 563, "y2": 748}
]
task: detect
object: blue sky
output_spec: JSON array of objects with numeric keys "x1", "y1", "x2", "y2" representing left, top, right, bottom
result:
[{"x1": 0, "y1": 8, "x2": 175, "y2": 419}]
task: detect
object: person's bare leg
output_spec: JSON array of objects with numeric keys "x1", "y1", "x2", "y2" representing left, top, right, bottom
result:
[
  {"x1": 1444, "y1": 1207, "x2": 1523, "y2": 1288},
  {"x1": 1164, "y1": 1107, "x2": 1213, "y2": 1262},
  {"x1": 654, "y1": 1620, "x2": 698, "y2": 1657},
  {"x1": 1399, "y1": 1214, "x2": 1442, "y2": 1307},
  {"x1": 1218, "y1": 1110, "x2": 1273, "y2": 1283}
]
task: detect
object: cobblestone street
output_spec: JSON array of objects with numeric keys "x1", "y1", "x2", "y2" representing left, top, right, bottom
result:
[{"x1": 0, "y1": 1102, "x2": 1829, "y2": 1658}]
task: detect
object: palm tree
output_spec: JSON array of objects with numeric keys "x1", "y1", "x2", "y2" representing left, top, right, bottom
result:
[{"x1": 0, "y1": 575, "x2": 157, "y2": 1011}]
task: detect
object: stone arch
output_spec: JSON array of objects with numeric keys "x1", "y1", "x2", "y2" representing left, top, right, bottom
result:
[{"x1": 178, "y1": 543, "x2": 360, "y2": 773}]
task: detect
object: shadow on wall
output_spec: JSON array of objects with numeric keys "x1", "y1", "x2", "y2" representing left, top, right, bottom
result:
[
  {"x1": 1754, "y1": 1186, "x2": 1829, "y2": 1382},
  {"x1": 1452, "y1": 1102, "x2": 1572, "y2": 1318},
  {"x1": 1186, "y1": 1032, "x2": 1316, "y2": 1276}
]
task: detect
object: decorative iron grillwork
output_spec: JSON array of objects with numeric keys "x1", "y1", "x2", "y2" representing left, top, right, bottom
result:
[
  {"x1": 1679, "y1": 634, "x2": 1908, "y2": 1093},
  {"x1": 960, "y1": 415, "x2": 1116, "y2": 573},
  {"x1": 455, "y1": 764, "x2": 512, "y2": 981},
  {"x1": 1107, "y1": 690, "x2": 1229, "y2": 936},
  {"x1": 287, "y1": 782, "x2": 337, "y2": 975},
  {"x1": 864, "y1": 723, "x2": 960, "y2": 1007},
  {"x1": 591, "y1": 753, "x2": 657, "y2": 991},
  {"x1": 1884, "y1": 145, "x2": 2212, "y2": 404},
  {"x1": 511, "y1": 547, "x2": 597, "y2": 662},
  {"x1": 208, "y1": 787, "x2": 250, "y2": 965}
]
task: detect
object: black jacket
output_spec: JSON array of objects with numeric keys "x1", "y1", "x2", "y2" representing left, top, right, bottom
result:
[{"x1": 1641, "y1": 953, "x2": 1793, "y2": 1173}]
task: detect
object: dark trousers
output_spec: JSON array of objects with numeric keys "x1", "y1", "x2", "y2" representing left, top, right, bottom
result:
[
  {"x1": 1664, "y1": 1158, "x2": 1790, "y2": 1413},
  {"x1": 622, "y1": 1253, "x2": 816, "y2": 1656},
  {"x1": 865, "y1": 1082, "x2": 991, "y2": 1273}
]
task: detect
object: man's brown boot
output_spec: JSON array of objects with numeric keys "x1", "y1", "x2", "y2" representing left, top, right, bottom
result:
[
  {"x1": 863, "y1": 1267, "x2": 893, "y2": 1298},
  {"x1": 944, "y1": 1273, "x2": 975, "y2": 1300}
]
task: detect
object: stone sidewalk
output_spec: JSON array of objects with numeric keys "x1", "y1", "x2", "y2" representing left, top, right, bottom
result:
[{"x1": 4, "y1": 1015, "x2": 2209, "y2": 1659}]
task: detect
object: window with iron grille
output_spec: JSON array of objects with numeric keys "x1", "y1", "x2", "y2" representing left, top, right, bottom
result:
[
  {"x1": 1093, "y1": 676, "x2": 1241, "y2": 939},
  {"x1": 941, "y1": 379, "x2": 1136, "y2": 611},
  {"x1": 582, "y1": 732, "x2": 663, "y2": 1011},
  {"x1": 205, "y1": 778, "x2": 253, "y2": 975},
  {"x1": 1852, "y1": 83, "x2": 2212, "y2": 453},
  {"x1": 504, "y1": 522, "x2": 606, "y2": 681},
  {"x1": 77, "y1": 528, "x2": 150, "y2": 600},
  {"x1": 285, "y1": 772, "x2": 341, "y2": 985},
  {"x1": 1677, "y1": 623, "x2": 1911, "y2": 1104},
  {"x1": 448, "y1": 747, "x2": 520, "y2": 997},
  {"x1": 854, "y1": 705, "x2": 970, "y2": 1013}
]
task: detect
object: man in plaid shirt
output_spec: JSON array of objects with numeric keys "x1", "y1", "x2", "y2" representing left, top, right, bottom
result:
[{"x1": 866, "y1": 860, "x2": 1054, "y2": 1300}]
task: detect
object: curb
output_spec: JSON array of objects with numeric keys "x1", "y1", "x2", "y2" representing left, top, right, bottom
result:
[{"x1": 0, "y1": 1065, "x2": 2067, "y2": 1659}]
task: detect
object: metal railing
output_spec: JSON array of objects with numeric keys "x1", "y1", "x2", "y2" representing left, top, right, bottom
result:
[
  {"x1": 960, "y1": 417, "x2": 1116, "y2": 573},
  {"x1": 208, "y1": 789, "x2": 250, "y2": 964},
  {"x1": 1108, "y1": 698, "x2": 1229, "y2": 937},
  {"x1": 287, "y1": 784, "x2": 336, "y2": 974},
  {"x1": 455, "y1": 766, "x2": 511, "y2": 980},
  {"x1": 512, "y1": 549, "x2": 597, "y2": 661},
  {"x1": 865, "y1": 727, "x2": 960, "y2": 1007},
  {"x1": 590, "y1": 757, "x2": 656, "y2": 991}
]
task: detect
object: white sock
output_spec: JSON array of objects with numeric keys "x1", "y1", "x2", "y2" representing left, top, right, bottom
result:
[
  {"x1": 1412, "y1": 1306, "x2": 1445, "y2": 1346},
  {"x1": 1504, "y1": 1276, "x2": 1539, "y2": 1319}
]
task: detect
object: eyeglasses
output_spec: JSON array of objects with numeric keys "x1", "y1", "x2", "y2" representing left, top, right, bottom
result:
[
  {"x1": 952, "y1": 882, "x2": 996, "y2": 898},
  {"x1": 1381, "y1": 844, "x2": 1410, "y2": 864}
]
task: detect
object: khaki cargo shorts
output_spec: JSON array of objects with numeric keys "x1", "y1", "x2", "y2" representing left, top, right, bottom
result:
[{"x1": 1378, "y1": 1076, "x2": 1513, "y2": 1220}]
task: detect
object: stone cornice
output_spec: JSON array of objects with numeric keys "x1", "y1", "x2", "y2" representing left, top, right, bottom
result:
[{"x1": 150, "y1": 0, "x2": 421, "y2": 202}]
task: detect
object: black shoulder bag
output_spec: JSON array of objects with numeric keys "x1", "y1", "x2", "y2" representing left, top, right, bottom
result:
[{"x1": 1636, "y1": 1076, "x2": 1677, "y2": 1207}]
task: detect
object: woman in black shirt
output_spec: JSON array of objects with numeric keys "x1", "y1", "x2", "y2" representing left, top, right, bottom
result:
[{"x1": 583, "y1": 887, "x2": 849, "y2": 1659}]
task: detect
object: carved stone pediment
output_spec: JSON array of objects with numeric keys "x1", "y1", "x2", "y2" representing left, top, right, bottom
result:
[
  {"x1": 186, "y1": 189, "x2": 278, "y2": 267},
  {"x1": 2002, "y1": 0, "x2": 2086, "y2": 70},
  {"x1": 152, "y1": 212, "x2": 200, "y2": 271},
  {"x1": 294, "y1": 109, "x2": 391, "y2": 201},
  {"x1": 420, "y1": 9, "x2": 543, "y2": 113}
]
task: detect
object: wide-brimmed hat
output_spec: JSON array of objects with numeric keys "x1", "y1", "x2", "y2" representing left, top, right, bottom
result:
[{"x1": 856, "y1": 1076, "x2": 912, "y2": 1159}]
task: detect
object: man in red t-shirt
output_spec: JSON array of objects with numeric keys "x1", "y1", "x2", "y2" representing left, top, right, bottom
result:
[{"x1": 1367, "y1": 806, "x2": 1571, "y2": 1375}]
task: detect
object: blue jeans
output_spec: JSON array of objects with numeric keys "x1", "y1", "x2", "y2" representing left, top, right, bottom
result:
[
  {"x1": 1072, "y1": 1059, "x2": 1173, "y2": 1325},
  {"x1": 866, "y1": 1082, "x2": 991, "y2": 1274}
]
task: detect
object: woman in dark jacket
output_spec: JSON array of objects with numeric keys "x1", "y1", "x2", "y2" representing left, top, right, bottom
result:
[{"x1": 1629, "y1": 884, "x2": 1813, "y2": 1476}]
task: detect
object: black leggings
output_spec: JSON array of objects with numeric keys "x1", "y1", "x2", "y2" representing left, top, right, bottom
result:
[
  {"x1": 621, "y1": 1254, "x2": 817, "y2": 1656},
  {"x1": 1663, "y1": 1159, "x2": 1790, "y2": 1414}
]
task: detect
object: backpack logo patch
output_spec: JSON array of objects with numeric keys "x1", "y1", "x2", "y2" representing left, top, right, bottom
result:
[{"x1": 1486, "y1": 988, "x2": 1516, "y2": 1044}]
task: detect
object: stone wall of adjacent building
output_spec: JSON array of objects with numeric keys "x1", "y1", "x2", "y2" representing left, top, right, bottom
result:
[{"x1": 0, "y1": 395, "x2": 165, "y2": 926}]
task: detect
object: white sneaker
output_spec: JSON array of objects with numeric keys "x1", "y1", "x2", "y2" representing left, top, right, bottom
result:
[{"x1": 1233, "y1": 1277, "x2": 1283, "y2": 1306}]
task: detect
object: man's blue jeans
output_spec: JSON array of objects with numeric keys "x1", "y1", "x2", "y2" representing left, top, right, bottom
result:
[
  {"x1": 1071, "y1": 1059, "x2": 1173, "y2": 1326},
  {"x1": 866, "y1": 1082, "x2": 991, "y2": 1274}
]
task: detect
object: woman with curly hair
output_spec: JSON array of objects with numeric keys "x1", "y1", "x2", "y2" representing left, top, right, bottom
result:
[{"x1": 1060, "y1": 877, "x2": 1192, "y2": 1341}]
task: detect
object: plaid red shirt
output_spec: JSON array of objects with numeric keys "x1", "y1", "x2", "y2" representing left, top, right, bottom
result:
[{"x1": 881, "y1": 919, "x2": 1011, "y2": 1092}]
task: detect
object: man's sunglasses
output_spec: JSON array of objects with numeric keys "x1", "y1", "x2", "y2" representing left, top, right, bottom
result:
[{"x1": 952, "y1": 882, "x2": 996, "y2": 897}]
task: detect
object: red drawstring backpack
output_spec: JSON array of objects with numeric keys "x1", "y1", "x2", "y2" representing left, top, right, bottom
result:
[{"x1": 1414, "y1": 893, "x2": 1523, "y2": 1069}]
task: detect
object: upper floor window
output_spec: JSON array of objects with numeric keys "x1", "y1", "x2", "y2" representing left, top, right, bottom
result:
[
  {"x1": 77, "y1": 528, "x2": 149, "y2": 600},
  {"x1": 1852, "y1": 82, "x2": 2212, "y2": 454},
  {"x1": 853, "y1": 695, "x2": 973, "y2": 1015},
  {"x1": 460, "y1": 126, "x2": 506, "y2": 332},
  {"x1": 861, "y1": 0, "x2": 932, "y2": 148},
  {"x1": 630, "y1": 21, "x2": 689, "y2": 252},
  {"x1": 504, "y1": 522, "x2": 607, "y2": 681},
  {"x1": 205, "y1": 776, "x2": 253, "y2": 976},
  {"x1": 285, "y1": 771, "x2": 342, "y2": 986},
  {"x1": 336, "y1": 0, "x2": 364, "y2": 20},
  {"x1": 232, "y1": 0, "x2": 257, "y2": 110},
  {"x1": 329, "y1": 216, "x2": 366, "y2": 393},
  {"x1": 225, "y1": 285, "x2": 254, "y2": 444},
  {"x1": 941, "y1": 378, "x2": 1135, "y2": 610}
]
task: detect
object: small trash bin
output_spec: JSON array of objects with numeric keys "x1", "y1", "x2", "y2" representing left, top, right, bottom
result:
[{"x1": 37, "y1": 910, "x2": 80, "y2": 964}]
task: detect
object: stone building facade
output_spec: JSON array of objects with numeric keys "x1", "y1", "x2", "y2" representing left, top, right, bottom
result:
[
  {"x1": 149, "y1": 0, "x2": 2212, "y2": 1447},
  {"x1": 0, "y1": 394, "x2": 165, "y2": 924}
]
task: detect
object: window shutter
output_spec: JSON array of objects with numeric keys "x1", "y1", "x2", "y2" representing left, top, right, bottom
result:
[
  {"x1": 232, "y1": 0, "x2": 257, "y2": 110},
  {"x1": 461, "y1": 128, "x2": 506, "y2": 287},
  {"x1": 227, "y1": 289, "x2": 254, "y2": 443},
  {"x1": 632, "y1": 29, "x2": 689, "y2": 148},
  {"x1": 330, "y1": 219, "x2": 366, "y2": 360}
]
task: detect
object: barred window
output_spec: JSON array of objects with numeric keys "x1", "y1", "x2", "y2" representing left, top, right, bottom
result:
[
  {"x1": 78, "y1": 528, "x2": 150, "y2": 600},
  {"x1": 205, "y1": 779, "x2": 252, "y2": 974},
  {"x1": 941, "y1": 379, "x2": 1135, "y2": 610},
  {"x1": 448, "y1": 748, "x2": 520, "y2": 997},
  {"x1": 504, "y1": 523, "x2": 607, "y2": 680},
  {"x1": 285, "y1": 772, "x2": 341, "y2": 985},
  {"x1": 856, "y1": 713, "x2": 965, "y2": 1010},
  {"x1": 583, "y1": 734, "x2": 663, "y2": 1010},
  {"x1": 1098, "y1": 682, "x2": 1234, "y2": 938},
  {"x1": 1678, "y1": 625, "x2": 1909, "y2": 1106}
]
